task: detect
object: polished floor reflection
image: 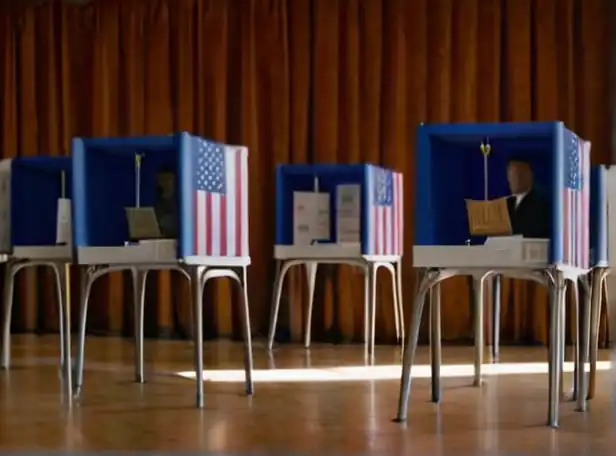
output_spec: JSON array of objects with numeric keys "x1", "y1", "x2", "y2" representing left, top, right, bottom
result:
[{"x1": 0, "y1": 335, "x2": 615, "y2": 454}]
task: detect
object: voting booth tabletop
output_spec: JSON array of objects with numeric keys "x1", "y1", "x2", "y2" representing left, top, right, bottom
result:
[{"x1": 1, "y1": 336, "x2": 613, "y2": 454}]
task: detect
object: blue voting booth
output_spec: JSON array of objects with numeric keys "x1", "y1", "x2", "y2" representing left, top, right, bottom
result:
[
  {"x1": 11, "y1": 156, "x2": 72, "y2": 248},
  {"x1": 70, "y1": 133, "x2": 253, "y2": 409},
  {"x1": 275, "y1": 164, "x2": 404, "y2": 256},
  {"x1": 398, "y1": 121, "x2": 593, "y2": 429},
  {"x1": 71, "y1": 133, "x2": 249, "y2": 264},
  {"x1": 414, "y1": 121, "x2": 591, "y2": 270},
  {"x1": 270, "y1": 163, "x2": 405, "y2": 356},
  {"x1": 590, "y1": 165, "x2": 608, "y2": 267}
]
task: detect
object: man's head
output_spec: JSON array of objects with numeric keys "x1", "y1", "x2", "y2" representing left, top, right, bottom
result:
[
  {"x1": 156, "y1": 165, "x2": 176, "y2": 199},
  {"x1": 506, "y1": 157, "x2": 534, "y2": 194}
]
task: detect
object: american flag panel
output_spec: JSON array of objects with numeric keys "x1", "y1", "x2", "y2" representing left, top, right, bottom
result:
[
  {"x1": 562, "y1": 131, "x2": 590, "y2": 269},
  {"x1": 192, "y1": 138, "x2": 249, "y2": 257},
  {"x1": 365, "y1": 165, "x2": 403, "y2": 256}
]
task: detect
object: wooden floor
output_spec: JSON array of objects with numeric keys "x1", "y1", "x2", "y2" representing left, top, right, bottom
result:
[{"x1": 1, "y1": 335, "x2": 615, "y2": 454}]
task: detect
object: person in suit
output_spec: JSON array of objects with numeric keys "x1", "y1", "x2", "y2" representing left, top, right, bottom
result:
[
  {"x1": 506, "y1": 157, "x2": 550, "y2": 238},
  {"x1": 155, "y1": 166, "x2": 178, "y2": 238}
]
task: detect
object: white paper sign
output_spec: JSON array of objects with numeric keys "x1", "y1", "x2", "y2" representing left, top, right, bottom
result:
[
  {"x1": 293, "y1": 191, "x2": 330, "y2": 245},
  {"x1": 0, "y1": 172, "x2": 10, "y2": 253},
  {"x1": 56, "y1": 198, "x2": 72, "y2": 245},
  {"x1": 336, "y1": 184, "x2": 361, "y2": 243}
]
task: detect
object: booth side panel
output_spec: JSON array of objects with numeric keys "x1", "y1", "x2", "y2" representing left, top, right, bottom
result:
[
  {"x1": 11, "y1": 165, "x2": 61, "y2": 246},
  {"x1": 178, "y1": 133, "x2": 195, "y2": 259},
  {"x1": 361, "y1": 165, "x2": 402, "y2": 256},
  {"x1": 275, "y1": 165, "x2": 285, "y2": 245},
  {"x1": 239, "y1": 147, "x2": 249, "y2": 257},
  {"x1": 414, "y1": 126, "x2": 435, "y2": 245},
  {"x1": 72, "y1": 138, "x2": 88, "y2": 247},
  {"x1": 178, "y1": 137, "x2": 250, "y2": 259},
  {"x1": 551, "y1": 125, "x2": 591, "y2": 269},
  {"x1": 89, "y1": 150, "x2": 136, "y2": 246},
  {"x1": 590, "y1": 165, "x2": 608, "y2": 266},
  {"x1": 0, "y1": 163, "x2": 10, "y2": 253},
  {"x1": 277, "y1": 165, "x2": 321, "y2": 246},
  {"x1": 607, "y1": 167, "x2": 616, "y2": 271},
  {"x1": 395, "y1": 171, "x2": 404, "y2": 255},
  {"x1": 550, "y1": 123, "x2": 565, "y2": 264}
]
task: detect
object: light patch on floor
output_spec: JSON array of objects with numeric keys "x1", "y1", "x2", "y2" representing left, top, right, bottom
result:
[{"x1": 175, "y1": 361, "x2": 611, "y2": 383}]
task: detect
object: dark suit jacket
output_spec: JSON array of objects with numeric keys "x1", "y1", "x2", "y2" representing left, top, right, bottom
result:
[{"x1": 506, "y1": 189, "x2": 550, "y2": 238}]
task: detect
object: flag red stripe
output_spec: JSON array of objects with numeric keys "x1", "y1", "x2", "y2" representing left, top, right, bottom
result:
[
  {"x1": 205, "y1": 193, "x2": 213, "y2": 255},
  {"x1": 379, "y1": 206, "x2": 389, "y2": 255},
  {"x1": 563, "y1": 190, "x2": 569, "y2": 263},
  {"x1": 194, "y1": 191, "x2": 199, "y2": 255},
  {"x1": 391, "y1": 175, "x2": 397, "y2": 255},
  {"x1": 219, "y1": 194, "x2": 227, "y2": 256},
  {"x1": 235, "y1": 151, "x2": 243, "y2": 256}
]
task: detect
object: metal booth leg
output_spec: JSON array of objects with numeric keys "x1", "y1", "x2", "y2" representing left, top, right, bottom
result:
[
  {"x1": 1, "y1": 261, "x2": 17, "y2": 369},
  {"x1": 74, "y1": 267, "x2": 94, "y2": 396},
  {"x1": 577, "y1": 274, "x2": 593, "y2": 412},
  {"x1": 491, "y1": 275, "x2": 501, "y2": 363},
  {"x1": 191, "y1": 265, "x2": 254, "y2": 408},
  {"x1": 132, "y1": 268, "x2": 149, "y2": 383},
  {"x1": 390, "y1": 261, "x2": 402, "y2": 344},
  {"x1": 303, "y1": 262, "x2": 318, "y2": 349},
  {"x1": 395, "y1": 259, "x2": 405, "y2": 344},
  {"x1": 240, "y1": 266, "x2": 254, "y2": 395},
  {"x1": 266, "y1": 260, "x2": 282, "y2": 350},
  {"x1": 365, "y1": 263, "x2": 378, "y2": 364},
  {"x1": 472, "y1": 274, "x2": 486, "y2": 387},
  {"x1": 569, "y1": 278, "x2": 580, "y2": 400},
  {"x1": 266, "y1": 260, "x2": 296, "y2": 351},
  {"x1": 588, "y1": 268, "x2": 607, "y2": 400},
  {"x1": 51, "y1": 262, "x2": 72, "y2": 407},
  {"x1": 548, "y1": 270, "x2": 566, "y2": 428},
  {"x1": 395, "y1": 269, "x2": 439, "y2": 423},
  {"x1": 430, "y1": 283, "x2": 442, "y2": 403},
  {"x1": 190, "y1": 266, "x2": 206, "y2": 408}
]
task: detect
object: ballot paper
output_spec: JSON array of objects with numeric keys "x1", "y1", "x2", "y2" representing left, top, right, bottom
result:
[
  {"x1": 336, "y1": 184, "x2": 361, "y2": 243},
  {"x1": 125, "y1": 207, "x2": 162, "y2": 240},
  {"x1": 293, "y1": 191, "x2": 330, "y2": 245},
  {"x1": 0, "y1": 173, "x2": 10, "y2": 252},
  {"x1": 55, "y1": 198, "x2": 72, "y2": 245}
]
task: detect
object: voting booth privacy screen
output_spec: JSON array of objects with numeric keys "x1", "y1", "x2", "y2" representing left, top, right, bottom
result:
[
  {"x1": 591, "y1": 165, "x2": 608, "y2": 267},
  {"x1": 71, "y1": 133, "x2": 249, "y2": 260},
  {"x1": 275, "y1": 164, "x2": 404, "y2": 256},
  {"x1": 414, "y1": 122, "x2": 591, "y2": 268},
  {"x1": 11, "y1": 156, "x2": 72, "y2": 247}
]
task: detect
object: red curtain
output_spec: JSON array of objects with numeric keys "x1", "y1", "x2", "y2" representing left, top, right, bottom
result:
[{"x1": 0, "y1": 0, "x2": 611, "y2": 345}]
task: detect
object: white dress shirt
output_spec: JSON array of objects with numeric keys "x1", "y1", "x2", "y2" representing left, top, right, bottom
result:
[{"x1": 513, "y1": 192, "x2": 528, "y2": 209}]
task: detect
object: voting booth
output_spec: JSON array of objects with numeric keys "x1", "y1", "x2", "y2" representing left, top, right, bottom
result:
[
  {"x1": 268, "y1": 163, "x2": 404, "y2": 356},
  {"x1": 413, "y1": 122, "x2": 591, "y2": 270},
  {"x1": 1, "y1": 155, "x2": 73, "y2": 393},
  {"x1": 397, "y1": 122, "x2": 592, "y2": 429},
  {"x1": 70, "y1": 133, "x2": 253, "y2": 409},
  {"x1": 10, "y1": 156, "x2": 73, "y2": 259},
  {"x1": 71, "y1": 133, "x2": 249, "y2": 265},
  {"x1": 274, "y1": 164, "x2": 404, "y2": 258}
]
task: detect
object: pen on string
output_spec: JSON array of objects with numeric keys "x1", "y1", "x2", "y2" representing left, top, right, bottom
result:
[{"x1": 135, "y1": 153, "x2": 142, "y2": 208}]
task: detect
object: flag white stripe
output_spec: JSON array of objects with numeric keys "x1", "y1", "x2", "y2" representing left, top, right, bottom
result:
[
  {"x1": 240, "y1": 148, "x2": 249, "y2": 257},
  {"x1": 397, "y1": 173, "x2": 404, "y2": 255},
  {"x1": 225, "y1": 147, "x2": 237, "y2": 257},
  {"x1": 196, "y1": 190, "x2": 207, "y2": 256},
  {"x1": 211, "y1": 194, "x2": 221, "y2": 256},
  {"x1": 384, "y1": 206, "x2": 392, "y2": 255},
  {"x1": 367, "y1": 168, "x2": 375, "y2": 254}
]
